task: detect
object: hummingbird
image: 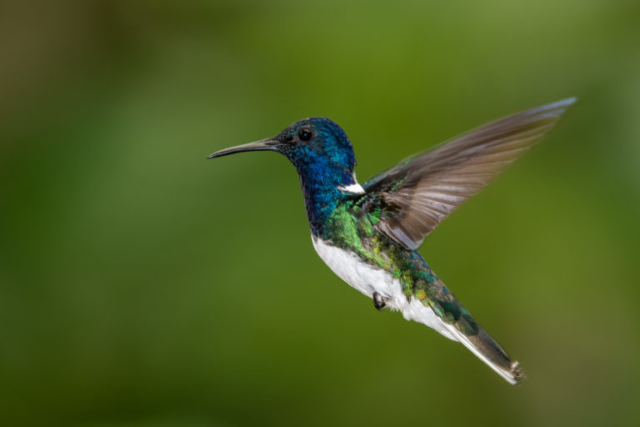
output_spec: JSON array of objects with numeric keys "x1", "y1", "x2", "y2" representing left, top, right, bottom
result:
[{"x1": 208, "y1": 98, "x2": 575, "y2": 385}]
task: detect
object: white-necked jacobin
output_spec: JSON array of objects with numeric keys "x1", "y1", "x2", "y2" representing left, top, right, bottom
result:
[{"x1": 208, "y1": 98, "x2": 575, "y2": 385}]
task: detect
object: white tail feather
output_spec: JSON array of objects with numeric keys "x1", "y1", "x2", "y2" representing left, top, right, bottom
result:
[{"x1": 444, "y1": 323, "x2": 523, "y2": 386}]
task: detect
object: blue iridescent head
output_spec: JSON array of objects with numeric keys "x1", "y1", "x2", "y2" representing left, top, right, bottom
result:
[
  {"x1": 209, "y1": 117, "x2": 357, "y2": 187},
  {"x1": 275, "y1": 117, "x2": 356, "y2": 170}
]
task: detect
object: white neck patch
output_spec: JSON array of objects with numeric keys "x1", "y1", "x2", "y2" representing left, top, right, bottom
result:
[{"x1": 338, "y1": 173, "x2": 365, "y2": 194}]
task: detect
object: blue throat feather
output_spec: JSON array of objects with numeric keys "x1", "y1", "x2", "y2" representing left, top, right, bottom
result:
[{"x1": 281, "y1": 118, "x2": 357, "y2": 235}]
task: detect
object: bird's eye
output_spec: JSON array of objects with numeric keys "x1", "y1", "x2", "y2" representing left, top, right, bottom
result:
[{"x1": 298, "y1": 129, "x2": 313, "y2": 141}]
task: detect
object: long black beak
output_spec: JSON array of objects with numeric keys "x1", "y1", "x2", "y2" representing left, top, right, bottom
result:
[{"x1": 207, "y1": 137, "x2": 279, "y2": 159}]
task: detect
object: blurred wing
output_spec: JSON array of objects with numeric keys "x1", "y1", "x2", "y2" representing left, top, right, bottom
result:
[{"x1": 363, "y1": 98, "x2": 576, "y2": 250}]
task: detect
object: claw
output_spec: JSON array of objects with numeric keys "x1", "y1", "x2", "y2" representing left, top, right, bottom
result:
[{"x1": 373, "y1": 292, "x2": 387, "y2": 311}]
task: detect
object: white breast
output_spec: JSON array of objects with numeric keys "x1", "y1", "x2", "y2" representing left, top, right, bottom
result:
[{"x1": 312, "y1": 237, "x2": 456, "y2": 340}]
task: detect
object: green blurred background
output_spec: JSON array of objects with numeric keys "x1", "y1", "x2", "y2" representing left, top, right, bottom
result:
[{"x1": 2, "y1": 1, "x2": 639, "y2": 426}]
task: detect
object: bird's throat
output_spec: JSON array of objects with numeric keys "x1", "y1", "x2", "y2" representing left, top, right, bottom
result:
[{"x1": 295, "y1": 161, "x2": 357, "y2": 236}]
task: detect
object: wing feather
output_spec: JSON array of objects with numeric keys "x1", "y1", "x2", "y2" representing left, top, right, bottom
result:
[{"x1": 363, "y1": 98, "x2": 576, "y2": 249}]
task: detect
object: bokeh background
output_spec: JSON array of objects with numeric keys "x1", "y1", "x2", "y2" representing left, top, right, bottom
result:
[{"x1": 2, "y1": 1, "x2": 640, "y2": 426}]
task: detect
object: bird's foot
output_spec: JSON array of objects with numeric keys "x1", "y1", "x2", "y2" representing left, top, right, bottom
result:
[{"x1": 373, "y1": 292, "x2": 388, "y2": 311}]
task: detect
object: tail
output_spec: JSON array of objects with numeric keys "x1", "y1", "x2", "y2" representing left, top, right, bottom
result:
[
  {"x1": 400, "y1": 258, "x2": 525, "y2": 384},
  {"x1": 443, "y1": 322, "x2": 525, "y2": 386}
]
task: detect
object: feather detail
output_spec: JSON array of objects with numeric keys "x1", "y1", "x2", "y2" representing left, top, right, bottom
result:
[{"x1": 363, "y1": 98, "x2": 576, "y2": 249}]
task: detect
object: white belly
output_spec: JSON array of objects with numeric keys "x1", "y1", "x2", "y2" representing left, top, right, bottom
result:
[{"x1": 312, "y1": 237, "x2": 456, "y2": 340}]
